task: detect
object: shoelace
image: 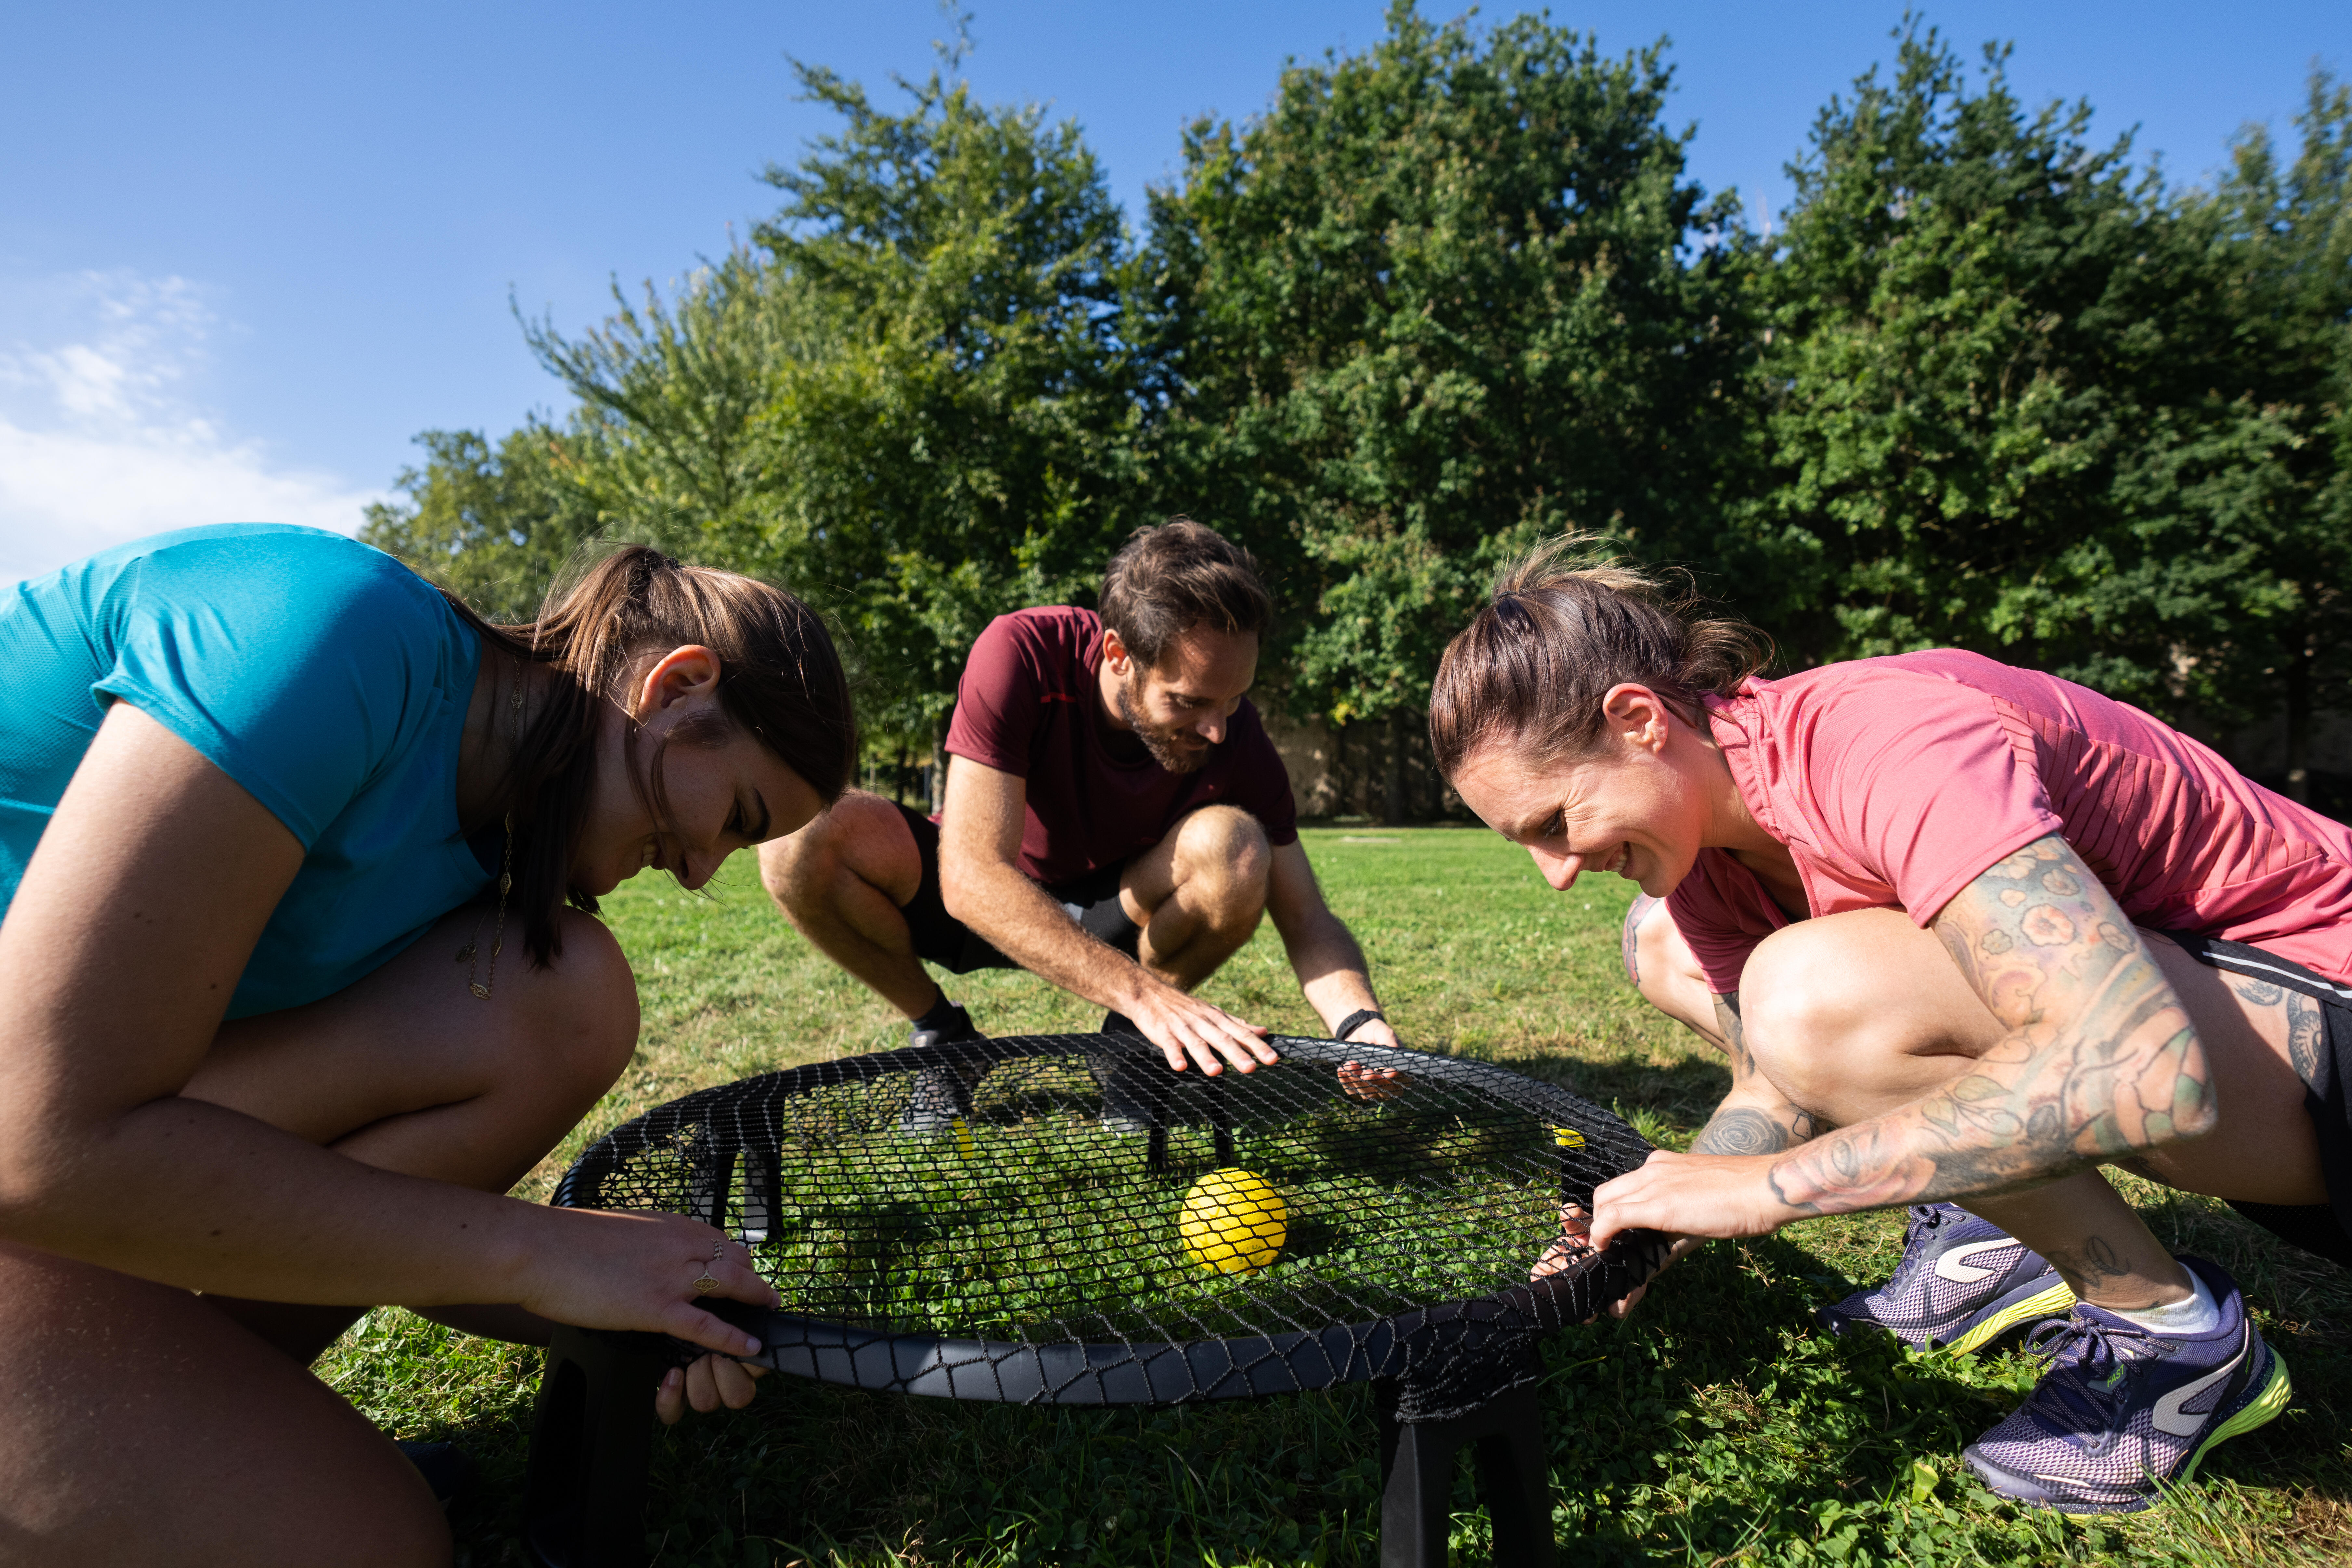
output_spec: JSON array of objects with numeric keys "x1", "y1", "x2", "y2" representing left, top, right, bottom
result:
[
  {"x1": 2016, "y1": 1312, "x2": 2161, "y2": 1431},
  {"x1": 1878, "y1": 1204, "x2": 1954, "y2": 1294}
]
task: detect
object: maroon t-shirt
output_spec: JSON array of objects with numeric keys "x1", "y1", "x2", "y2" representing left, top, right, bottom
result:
[{"x1": 942, "y1": 606, "x2": 1300, "y2": 884}]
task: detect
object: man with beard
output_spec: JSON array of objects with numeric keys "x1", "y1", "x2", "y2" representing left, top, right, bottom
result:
[{"x1": 760, "y1": 519, "x2": 1399, "y2": 1097}]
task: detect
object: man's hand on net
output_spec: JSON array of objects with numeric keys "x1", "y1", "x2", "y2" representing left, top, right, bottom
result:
[
  {"x1": 1335, "y1": 1060, "x2": 1405, "y2": 1101},
  {"x1": 1130, "y1": 986, "x2": 1276, "y2": 1075}
]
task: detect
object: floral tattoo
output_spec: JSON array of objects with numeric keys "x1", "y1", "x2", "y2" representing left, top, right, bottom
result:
[
  {"x1": 1690, "y1": 993, "x2": 1824, "y2": 1156},
  {"x1": 1762, "y1": 834, "x2": 2209, "y2": 1216}
]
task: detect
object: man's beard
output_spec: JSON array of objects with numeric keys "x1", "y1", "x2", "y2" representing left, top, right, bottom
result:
[{"x1": 1116, "y1": 674, "x2": 1214, "y2": 775}]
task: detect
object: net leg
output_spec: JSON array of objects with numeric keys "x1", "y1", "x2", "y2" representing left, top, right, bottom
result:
[
  {"x1": 1374, "y1": 1375, "x2": 1555, "y2": 1568},
  {"x1": 686, "y1": 1148, "x2": 737, "y2": 1230},
  {"x1": 1468, "y1": 1382, "x2": 1554, "y2": 1568},
  {"x1": 740, "y1": 1147, "x2": 781, "y2": 1242},
  {"x1": 520, "y1": 1326, "x2": 668, "y2": 1568},
  {"x1": 1375, "y1": 1387, "x2": 1454, "y2": 1568}
]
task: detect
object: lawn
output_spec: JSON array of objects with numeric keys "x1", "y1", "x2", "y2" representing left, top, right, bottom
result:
[{"x1": 320, "y1": 826, "x2": 2352, "y2": 1566}]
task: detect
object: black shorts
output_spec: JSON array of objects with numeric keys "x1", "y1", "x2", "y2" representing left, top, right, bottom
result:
[
  {"x1": 2168, "y1": 931, "x2": 2352, "y2": 1269},
  {"x1": 893, "y1": 802, "x2": 1143, "y2": 976}
]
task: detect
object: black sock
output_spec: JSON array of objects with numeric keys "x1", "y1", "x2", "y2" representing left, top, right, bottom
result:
[{"x1": 913, "y1": 987, "x2": 967, "y2": 1036}]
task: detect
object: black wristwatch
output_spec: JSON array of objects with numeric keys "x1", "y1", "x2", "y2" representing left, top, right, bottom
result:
[{"x1": 1333, "y1": 1007, "x2": 1386, "y2": 1042}]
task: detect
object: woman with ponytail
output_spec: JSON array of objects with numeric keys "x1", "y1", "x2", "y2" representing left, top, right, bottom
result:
[
  {"x1": 0, "y1": 524, "x2": 853, "y2": 1564},
  {"x1": 1432, "y1": 538, "x2": 2335, "y2": 1515}
]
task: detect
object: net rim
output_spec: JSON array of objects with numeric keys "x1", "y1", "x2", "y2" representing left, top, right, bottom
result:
[
  {"x1": 694, "y1": 1235, "x2": 1663, "y2": 1404},
  {"x1": 549, "y1": 1032, "x2": 1665, "y2": 1404},
  {"x1": 555, "y1": 1033, "x2": 1642, "y2": 1210}
]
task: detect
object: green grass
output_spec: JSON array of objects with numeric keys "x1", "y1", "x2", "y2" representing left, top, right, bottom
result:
[{"x1": 319, "y1": 826, "x2": 2352, "y2": 1566}]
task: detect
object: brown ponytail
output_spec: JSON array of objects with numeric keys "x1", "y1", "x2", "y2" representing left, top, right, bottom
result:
[
  {"x1": 1429, "y1": 538, "x2": 1770, "y2": 780},
  {"x1": 440, "y1": 545, "x2": 856, "y2": 966}
]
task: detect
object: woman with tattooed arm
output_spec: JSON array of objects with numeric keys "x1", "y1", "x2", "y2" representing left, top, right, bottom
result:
[{"x1": 1430, "y1": 541, "x2": 2341, "y2": 1515}]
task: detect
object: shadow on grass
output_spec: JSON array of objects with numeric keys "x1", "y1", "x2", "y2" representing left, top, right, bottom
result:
[{"x1": 1486, "y1": 1043, "x2": 1731, "y2": 1147}]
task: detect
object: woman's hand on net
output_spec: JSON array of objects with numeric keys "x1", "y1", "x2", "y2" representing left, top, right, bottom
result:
[
  {"x1": 1587, "y1": 1149, "x2": 1791, "y2": 1252},
  {"x1": 1530, "y1": 1203, "x2": 1702, "y2": 1321},
  {"x1": 1530, "y1": 1202, "x2": 1600, "y2": 1284},
  {"x1": 516, "y1": 1206, "x2": 780, "y2": 1360},
  {"x1": 657, "y1": 1355, "x2": 770, "y2": 1425}
]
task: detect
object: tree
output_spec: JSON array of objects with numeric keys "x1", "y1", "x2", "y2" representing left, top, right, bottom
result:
[
  {"x1": 1738, "y1": 23, "x2": 2350, "y2": 778},
  {"x1": 736, "y1": 60, "x2": 1152, "y2": 750},
  {"x1": 360, "y1": 424, "x2": 605, "y2": 624},
  {"x1": 364, "y1": 247, "x2": 829, "y2": 622},
  {"x1": 372, "y1": 59, "x2": 1156, "y2": 772},
  {"x1": 1146, "y1": 0, "x2": 1753, "y2": 815},
  {"x1": 2164, "y1": 70, "x2": 2352, "y2": 797}
]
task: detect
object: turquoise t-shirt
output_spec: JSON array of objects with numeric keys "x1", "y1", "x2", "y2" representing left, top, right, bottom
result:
[{"x1": 0, "y1": 524, "x2": 494, "y2": 1018}]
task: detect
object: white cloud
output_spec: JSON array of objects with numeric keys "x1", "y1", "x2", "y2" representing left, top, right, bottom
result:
[{"x1": 0, "y1": 270, "x2": 383, "y2": 585}]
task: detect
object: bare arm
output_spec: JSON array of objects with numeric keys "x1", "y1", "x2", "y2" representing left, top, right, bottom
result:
[
  {"x1": 1262, "y1": 840, "x2": 1397, "y2": 1047},
  {"x1": 936, "y1": 754, "x2": 1272, "y2": 1074},
  {"x1": 0, "y1": 705, "x2": 769, "y2": 1356},
  {"x1": 1687, "y1": 994, "x2": 1826, "y2": 1156},
  {"x1": 1763, "y1": 833, "x2": 2211, "y2": 1213},
  {"x1": 1589, "y1": 833, "x2": 2212, "y2": 1249}
]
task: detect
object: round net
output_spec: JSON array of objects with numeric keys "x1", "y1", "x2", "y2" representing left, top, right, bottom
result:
[{"x1": 553, "y1": 1033, "x2": 1666, "y2": 1416}]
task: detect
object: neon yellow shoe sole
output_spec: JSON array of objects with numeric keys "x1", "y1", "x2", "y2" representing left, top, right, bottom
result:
[
  {"x1": 1944, "y1": 1279, "x2": 2078, "y2": 1357},
  {"x1": 2179, "y1": 1351, "x2": 2292, "y2": 1485}
]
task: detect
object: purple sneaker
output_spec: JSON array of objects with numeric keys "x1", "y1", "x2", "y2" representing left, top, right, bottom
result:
[
  {"x1": 1820, "y1": 1203, "x2": 2075, "y2": 1355},
  {"x1": 1963, "y1": 1256, "x2": 2292, "y2": 1515}
]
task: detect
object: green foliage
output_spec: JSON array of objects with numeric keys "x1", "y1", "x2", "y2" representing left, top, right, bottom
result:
[
  {"x1": 2161, "y1": 72, "x2": 2352, "y2": 766},
  {"x1": 1740, "y1": 26, "x2": 2352, "y2": 752},
  {"x1": 1147, "y1": 0, "x2": 1753, "y2": 725},
  {"x1": 1743, "y1": 28, "x2": 2201, "y2": 688},
  {"x1": 367, "y1": 6, "x2": 2352, "y2": 778},
  {"x1": 359, "y1": 425, "x2": 606, "y2": 624},
  {"x1": 372, "y1": 62, "x2": 1149, "y2": 751},
  {"x1": 736, "y1": 61, "x2": 1152, "y2": 742},
  {"x1": 520, "y1": 247, "x2": 845, "y2": 553}
]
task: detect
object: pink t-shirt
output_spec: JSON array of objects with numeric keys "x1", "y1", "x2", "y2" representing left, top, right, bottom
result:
[{"x1": 1667, "y1": 649, "x2": 2352, "y2": 995}]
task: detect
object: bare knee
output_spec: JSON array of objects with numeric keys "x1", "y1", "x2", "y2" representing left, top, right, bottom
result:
[
  {"x1": 1739, "y1": 909, "x2": 1996, "y2": 1116},
  {"x1": 1627, "y1": 896, "x2": 1716, "y2": 1038},
  {"x1": 760, "y1": 791, "x2": 914, "y2": 914},
  {"x1": 521, "y1": 909, "x2": 639, "y2": 1103},
  {"x1": 1170, "y1": 806, "x2": 1271, "y2": 926}
]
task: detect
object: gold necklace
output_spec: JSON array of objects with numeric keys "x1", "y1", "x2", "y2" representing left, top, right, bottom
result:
[{"x1": 458, "y1": 655, "x2": 525, "y2": 1000}]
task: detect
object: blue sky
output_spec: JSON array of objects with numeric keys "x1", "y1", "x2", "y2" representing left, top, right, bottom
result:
[{"x1": 2, "y1": 1, "x2": 2343, "y2": 582}]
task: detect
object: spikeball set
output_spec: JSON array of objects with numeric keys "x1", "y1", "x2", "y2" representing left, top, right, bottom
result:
[{"x1": 521, "y1": 1032, "x2": 1666, "y2": 1568}]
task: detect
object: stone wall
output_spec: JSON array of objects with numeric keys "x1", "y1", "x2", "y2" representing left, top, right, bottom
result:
[{"x1": 1260, "y1": 708, "x2": 1459, "y2": 823}]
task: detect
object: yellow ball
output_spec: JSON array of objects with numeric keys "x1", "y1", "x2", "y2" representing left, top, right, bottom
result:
[{"x1": 1179, "y1": 1168, "x2": 1288, "y2": 1275}]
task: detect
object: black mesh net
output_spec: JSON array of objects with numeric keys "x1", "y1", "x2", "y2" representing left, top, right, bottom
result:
[{"x1": 553, "y1": 1033, "x2": 1665, "y2": 1420}]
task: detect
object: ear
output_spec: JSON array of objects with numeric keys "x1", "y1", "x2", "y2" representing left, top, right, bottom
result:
[
  {"x1": 631, "y1": 645, "x2": 722, "y2": 720},
  {"x1": 1101, "y1": 626, "x2": 1132, "y2": 678},
  {"x1": 1600, "y1": 683, "x2": 1671, "y2": 753}
]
